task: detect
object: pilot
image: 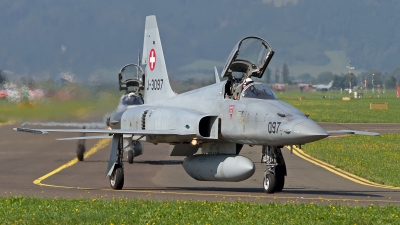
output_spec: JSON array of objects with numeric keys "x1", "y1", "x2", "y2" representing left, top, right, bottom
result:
[{"x1": 234, "y1": 77, "x2": 253, "y2": 100}]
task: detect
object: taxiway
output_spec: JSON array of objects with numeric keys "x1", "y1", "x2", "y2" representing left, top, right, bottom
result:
[{"x1": 1, "y1": 123, "x2": 399, "y2": 205}]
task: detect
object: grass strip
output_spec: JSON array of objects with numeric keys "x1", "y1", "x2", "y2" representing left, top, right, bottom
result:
[
  {"x1": 0, "y1": 92, "x2": 120, "y2": 123},
  {"x1": 2, "y1": 89, "x2": 400, "y2": 124},
  {"x1": 281, "y1": 90, "x2": 400, "y2": 123},
  {"x1": 302, "y1": 133, "x2": 400, "y2": 186},
  {"x1": 1, "y1": 197, "x2": 399, "y2": 224}
]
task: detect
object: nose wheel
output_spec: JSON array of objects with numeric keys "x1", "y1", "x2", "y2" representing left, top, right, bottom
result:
[{"x1": 263, "y1": 172, "x2": 276, "y2": 193}]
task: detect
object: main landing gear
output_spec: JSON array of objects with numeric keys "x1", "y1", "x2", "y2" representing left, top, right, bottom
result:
[
  {"x1": 76, "y1": 126, "x2": 86, "y2": 161},
  {"x1": 262, "y1": 146, "x2": 287, "y2": 194},
  {"x1": 127, "y1": 150, "x2": 134, "y2": 164},
  {"x1": 76, "y1": 141, "x2": 85, "y2": 161},
  {"x1": 108, "y1": 134, "x2": 125, "y2": 190},
  {"x1": 110, "y1": 165, "x2": 124, "y2": 190}
]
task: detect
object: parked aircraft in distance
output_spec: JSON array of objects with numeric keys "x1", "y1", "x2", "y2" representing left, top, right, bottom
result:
[
  {"x1": 272, "y1": 83, "x2": 285, "y2": 92},
  {"x1": 312, "y1": 80, "x2": 333, "y2": 91},
  {"x1": 14, "y1": 15, "x2": 378, "y2": 194}
]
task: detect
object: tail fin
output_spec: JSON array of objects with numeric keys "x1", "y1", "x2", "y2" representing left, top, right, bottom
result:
[
  {"x1": 141, "y1": 15, "x2": 176, "y2": 103},
  {"x1": 214, "y1": 66, "x2": 221, "y2": 83},
  {"x1": 328, "y1": 80, "x2": 333, "y2": 88}
]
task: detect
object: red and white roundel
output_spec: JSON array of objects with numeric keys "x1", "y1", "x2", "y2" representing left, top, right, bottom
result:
[{"x1": 149, "y1": 49, "x2": 156, "y2": 71}]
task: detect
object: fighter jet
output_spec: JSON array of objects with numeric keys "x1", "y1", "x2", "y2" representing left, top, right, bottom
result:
[
  {"x1": 14, "y1": 15, "x2": 378, "y2": 194},
  {"x1": 312, "y1": 80, "x2": 333, "y2": 91}
]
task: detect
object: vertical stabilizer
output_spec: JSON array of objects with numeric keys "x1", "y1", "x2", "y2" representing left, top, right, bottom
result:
[
  {"x1": 142, "y1": 15, "x2": 175, "y2": 103},
  {"x1": 214, "y1": 66, "x2": 220, "y2": 83}
]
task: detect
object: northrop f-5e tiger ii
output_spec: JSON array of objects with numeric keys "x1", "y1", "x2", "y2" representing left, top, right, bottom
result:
[{"x1": 14, "y1": 15, "x2": 378, "y2": 193}]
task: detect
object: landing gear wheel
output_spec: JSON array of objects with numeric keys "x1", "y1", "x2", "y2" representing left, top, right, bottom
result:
[
  {"x1": 274, "y1": 165, "x2": 285, "y2": 192},
  {"x1": 127, "y1": 150, "x2": 134, "y2": 164},
  {"x1": 76, "y1": 144, "x2": 85, "y2": 161},
  {"x1": 274, "y1": 174, "x2": 285, "y2": 192},
  {"x1": 263, "y1": 172, "x2": 276, "y2": 194},
  {"x1": 109, "y1": 166, "x2": 124, "y2": 190}
]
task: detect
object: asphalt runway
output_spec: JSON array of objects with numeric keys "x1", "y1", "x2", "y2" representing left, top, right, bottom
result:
[{"x1": 1, "y1": 123, "x2": 400, "y2": 205}]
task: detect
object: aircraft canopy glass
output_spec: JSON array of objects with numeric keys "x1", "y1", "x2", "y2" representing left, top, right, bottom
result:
[
  {"x1": 241, "y1": 83, "x2": 278, "y2": 100},
  {"x1": 119, "y1": 63, "x2": 144, "y2": 92},
  {"x1": 121, "y1": 94, "x2": 144, "y2": 106},
  {"x1": 221, "y1": 37, "x2": 274, "y2": 79}
]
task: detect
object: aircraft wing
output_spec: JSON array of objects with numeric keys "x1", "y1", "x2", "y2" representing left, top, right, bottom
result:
[
  {"x1": 13, "y1": 127, "x2": 196, "y2": 136},
  {"x1": 327, "y1": 130, "x2": 379, "y2": 136}
]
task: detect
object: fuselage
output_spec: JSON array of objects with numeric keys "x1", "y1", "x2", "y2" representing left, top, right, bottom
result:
[{"x1": 120, "y1": 81, "x2": 328, "y2": 146}]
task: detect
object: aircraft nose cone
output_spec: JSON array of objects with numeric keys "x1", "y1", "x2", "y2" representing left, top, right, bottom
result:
[{"x1": 293, "y1": 121, "x2": 328, "y2": 143}]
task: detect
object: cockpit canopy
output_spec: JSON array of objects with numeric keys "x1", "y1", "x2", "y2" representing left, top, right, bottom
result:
[
  {"x1": 241, "y1": 83, "x2": 278, "y2": 100},
  {"x1": 221, "y1": 37, "x2": 274, "y2": 79},
  {"x1": 118, "y1": 63, "x2": 145, "y2": 93}
]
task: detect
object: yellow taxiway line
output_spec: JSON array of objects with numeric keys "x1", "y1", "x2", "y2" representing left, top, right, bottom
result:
[
  {"x1": 33, "y1": 139, "x2": 111, "y2": 189},
  {"x1": 288, "y1": 145, "x2": 400, "y2": 190}
]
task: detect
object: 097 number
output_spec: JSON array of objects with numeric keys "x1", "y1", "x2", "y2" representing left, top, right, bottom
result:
[
  {"x1": 268, "y1": 122, "x2": 281, "y2": 134},
  {"x1": 147, "y1": 79, "x2": 163, "y2": 90}
]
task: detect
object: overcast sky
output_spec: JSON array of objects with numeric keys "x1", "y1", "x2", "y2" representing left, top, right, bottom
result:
[{"x1": 1, "y1": 0, "x2": 399, "y2": 82}]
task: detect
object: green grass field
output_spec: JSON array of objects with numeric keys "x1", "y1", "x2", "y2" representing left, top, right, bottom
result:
[
  {"x1": 279, "y1": 89, "x2": 400, "y2": 123},
  {"x1": 0, "y1": 91, "x2": 121, "y2": 124},
  {"x1": 1, "y1": 197, "x2": 399, "y2": 224},
  {"x1": 302, "y1": 133, "x2": 400, "y2": 186},
  {"x1": 1, "y1": 88, "x2": 399, "y2": 124}
]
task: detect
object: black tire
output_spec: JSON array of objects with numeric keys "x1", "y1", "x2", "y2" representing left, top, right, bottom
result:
[
  {"x1": 263, "y1": 172, "x2": 276, "y2": 194},
  {"x1": 274, "y1": 166, "x2": 285, "y2": 192},
  {"x1": 110, "y1": 166, "x2": 124, "y2": 190},
  {"x1": 274, "y1": 175, "x2": 285, "y2": 192},
  {"x1": 127, "y1": 150, "x2": 134, "y2": 164},
  {"x1": 76, "y1": 144, "x2": 85, "y2": 161}
]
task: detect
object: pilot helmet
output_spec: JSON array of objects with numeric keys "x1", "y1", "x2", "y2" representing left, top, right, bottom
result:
[{"x1": 244, "y1": 78, "x2": 253, "y2": 85}]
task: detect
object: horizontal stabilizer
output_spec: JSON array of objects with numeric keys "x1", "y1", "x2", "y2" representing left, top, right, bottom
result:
[
  {"x1": 14, "y1": 127, "x2": 196, "y2": 136},
  {"x1": 327, "y1": 130, "x2": 380, "y2": 136}
]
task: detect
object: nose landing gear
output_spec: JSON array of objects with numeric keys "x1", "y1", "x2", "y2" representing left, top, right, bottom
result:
[{"x1": 262, "y1": 146, "x2": 287, "y2": 193}]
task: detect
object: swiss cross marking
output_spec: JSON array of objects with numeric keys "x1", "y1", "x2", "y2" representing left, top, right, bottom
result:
[{"x1": 149, "y1": 48, "x2": 156, "y2": 71}]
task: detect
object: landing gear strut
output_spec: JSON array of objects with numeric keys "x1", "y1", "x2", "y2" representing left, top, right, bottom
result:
[
  {"x1": 262, "y1": 146, "x2": 287, "y2": 193},
  {"x1": 108, "y1": 134, "x2": 125, "y2": 190}
]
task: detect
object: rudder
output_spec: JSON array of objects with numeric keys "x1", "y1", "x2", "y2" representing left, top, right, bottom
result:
[{"x1": 141, "y1": 15, "x2": 175, "y2": 103}]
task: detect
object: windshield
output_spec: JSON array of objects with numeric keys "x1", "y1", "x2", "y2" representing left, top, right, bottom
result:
[
  {"x1": 242, "y1": 83, "x2": 278, "y2": 100},
  {"x1": 121, "y1": 94, "x2": 143, "y2": 106}
]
